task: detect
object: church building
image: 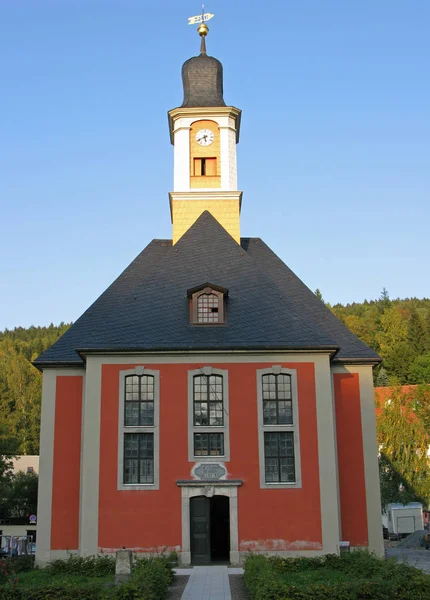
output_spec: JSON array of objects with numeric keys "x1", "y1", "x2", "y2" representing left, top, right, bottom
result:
[{"x1": 34, "y1": 22, "x2": 383, "y2": 566}]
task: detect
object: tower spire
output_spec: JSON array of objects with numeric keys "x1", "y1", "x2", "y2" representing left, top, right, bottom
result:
[{"x1": 197, "y1": 4, "x2": 209, "y2": 54}]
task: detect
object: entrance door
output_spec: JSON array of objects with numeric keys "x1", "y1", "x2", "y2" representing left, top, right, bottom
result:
[
  {"x1": 190, "y1": 495, "x2": 230, "y2": 563},
  {"x1": 190, "y1": 496, "x2": 211, "y2": 563},
  {"x1": 210, "y1": 495, "x2": 230, "y2": 561}
]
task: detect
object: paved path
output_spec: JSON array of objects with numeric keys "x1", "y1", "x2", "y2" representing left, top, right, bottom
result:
[
  {"x1": 385, "y1": 547, "x2": 430, "y2": 574},
  {"x1": 180, "y1": 566, "x2": 231, "y2": 600}
]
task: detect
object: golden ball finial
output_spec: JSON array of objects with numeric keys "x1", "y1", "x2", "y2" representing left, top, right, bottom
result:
[{"x1": 198, "y1": 22, "x2": 209, "y2": 37}]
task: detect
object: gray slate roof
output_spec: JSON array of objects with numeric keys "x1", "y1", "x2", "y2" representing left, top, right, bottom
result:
[
  {"x1": 181, "y1": 51, "x2": 226, "y2": 108},
  {"x1": 34, "y1": 212, "x2": 380, "y2": 368}
]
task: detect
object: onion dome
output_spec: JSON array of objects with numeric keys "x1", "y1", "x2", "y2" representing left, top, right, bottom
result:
[{"x1": 181, "y1": 21, "x2": 226, "y2": 107}]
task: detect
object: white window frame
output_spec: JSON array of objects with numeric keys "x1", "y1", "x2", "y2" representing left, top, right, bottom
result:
[
  {"x1": 257, "y1": 366, "x2": 302, "y2": 489},
  {"x1": 118, "y1": 366, "x2": 160, "y2": 490},
  {"x1": 188, "y1": 367, "x2": 230, "y2": 462}
]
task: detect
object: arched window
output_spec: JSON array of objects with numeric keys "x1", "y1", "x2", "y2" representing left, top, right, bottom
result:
[
  {"x1": 197, "y1": 293, "x2": 219, "y2": 323},
  {"x1": 257, "y1": 366, "x2": 301, "y2": 488},
  {"x1": 188, "y1": 283, "x2": 227, "y2": 325},
  {"x1": 118, "y1": 367, "x2": 160, "y2": 490},
  {"x1": 188, "y1": 367, "x2": 230, "y2": 462}
]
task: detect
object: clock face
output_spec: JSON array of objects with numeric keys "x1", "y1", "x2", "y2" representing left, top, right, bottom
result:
[{"x1": 196, "y1": 129, "x2": 215, "y2": 146}]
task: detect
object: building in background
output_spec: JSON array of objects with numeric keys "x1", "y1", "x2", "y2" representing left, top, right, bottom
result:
[
  {"x1": 0, "y1": 456, "x2": 39, "y2": 545},
  {"x1": 34, "y1": 24, "x2": 383, "y2": 566},
  {"x1": 11, "y1": 456, "x2": 39, "y2": 476}
]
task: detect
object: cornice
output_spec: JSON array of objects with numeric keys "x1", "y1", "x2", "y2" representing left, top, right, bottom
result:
[{"x1": 169, "y1": 190, "x2": 243, "y2": 222}]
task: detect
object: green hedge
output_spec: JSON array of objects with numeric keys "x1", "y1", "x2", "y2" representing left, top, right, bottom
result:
[
  {"x1": 0, "y1": 583, "x2": 106, "y2": 600},
  {"x1": 0, "y1": 553, "x2": 173, "y2": 600},
  {"x1": 47, "y1": 554, "x2": 115, "y2": 576},
  {"x1": 244, "y1": 553, "x2": 430, "y2": 600}
]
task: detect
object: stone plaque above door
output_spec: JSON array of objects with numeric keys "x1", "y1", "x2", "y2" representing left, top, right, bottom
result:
[{"x1": 192, "y1": 462, "x2": 227, "y2": 481}]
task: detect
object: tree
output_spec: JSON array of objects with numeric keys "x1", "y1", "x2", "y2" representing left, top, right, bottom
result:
[
  {"x1": 314, "y1": 289, "x2": 324, "y2": 302},
  {"x1": 375, "y1": 366, "x2": 389, "y2": 387},
  {"x1": 409, "y1": 354, "x2": 430, "y2": 384},
  {"x1": 4, "y1": 472, "x2": 38, "y2": 518},
  {"x1": 379, "y1": 288, "x2": 391, "y2": 312},
  {"x1": 343, "y1": 315, "x2": 378, "y2": 350},
  {"x1": 383, "y1": 342, "x2": 414, "y2": 384},
  {"x1": 411, "y1": 384, "x2": 430, "y2": 431},
  {"x1": 408, "y1": 310, "x2": 428, "y2": 357},
  {"x1": 376, "y1": 387, "x2": 430, "y2": 508},
  {"x1": 376, "y1": 306, "x2": 409, "y2": 356},
  {"x1": 0, "y1": 424, "x2": 18, "y2": 481},
  {"x1": 0, "y1": 471, "x2": 38, "y2": 520}
]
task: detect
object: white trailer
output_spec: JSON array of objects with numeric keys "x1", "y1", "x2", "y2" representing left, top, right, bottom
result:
[{"x1": 386, "y1": 502, "x2": 424, "y2": 538}]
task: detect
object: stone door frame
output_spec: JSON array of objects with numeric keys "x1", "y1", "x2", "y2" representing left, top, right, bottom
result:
[{"x1": 177, "y1": 480, "x2": 242, "y2": 565}]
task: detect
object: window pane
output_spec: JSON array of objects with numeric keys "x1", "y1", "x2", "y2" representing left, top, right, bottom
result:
[
  {"x1": 264, "y1": 432, "x2": 295, "y2": 483},
  {"x1": 265, "y1": 458, "x2": 279, "y2": 483},
  {"x1": 139, "y1": 434, "x2": 154, "y2": 458},
  {"x1": 262, "y1": 373, "x2": 293, "y2": 425},
  {"x1": 140, "y1": 459, "x2": 154, "y2": 484},
  {"x1": 278, "y1": 401, "x2": 293, "y2": 425},
  {"x1": 124, "y1": 459, "x2": 139, "y2": 484},
  {"x1": 194, "y1": 375, "x2": 223, "y2": 426},
  {"x1": 209, "y1": 433, "x2": 224, "y2": 456},
  {"x1": 264, "y1": 432, "x2": 279, "y2": 457},
  {"x1": 209, "y1": 402, "x2": 223, "y2": 426},
  {"x1": 280, "y1": 457, "x2": 295, "y2": 483},
  {"x1": 194, "y1": 433, "x2": 208, "y2": 456},
  {"x1": 140, "y1": 402, "x2": 154, "y2": 426},
  {"x1": 125, "y1": 375, "x2": 139, "y2": 401},
  {"x1": 125, "y1": 402, "x2": 140, "y2": 426},
  {"x1": 194, "y1": 433, "x2": 224, "y2": 456},
  {"x1": 279, "y1": 432, "x2": 294, "y2": 457},
  {"x1": 263, "y1": 401, "x2": 277, "y2": 425},
  {"x1": 124, "y1": 434, "x2": 139, "y2": 458},
  {"x1": 124, "y1": 433, "x2": 154, "y2": 485},
  {"x1": 194, "y1": 402, "x2": 208, "y2": 426}
]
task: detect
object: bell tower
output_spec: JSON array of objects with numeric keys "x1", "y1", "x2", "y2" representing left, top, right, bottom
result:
[{"x1": 168, "y1": 20, "x2": 242, "y2": 244}]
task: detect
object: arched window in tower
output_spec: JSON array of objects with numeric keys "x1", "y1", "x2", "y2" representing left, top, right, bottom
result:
[{"x1": 188, "y1": 283, "x2": 227, "y2": 325}]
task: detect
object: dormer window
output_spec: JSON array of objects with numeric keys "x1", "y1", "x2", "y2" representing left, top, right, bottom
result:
[{"x1": 188, "y1": 283, "x2": 228, "y2": 325}]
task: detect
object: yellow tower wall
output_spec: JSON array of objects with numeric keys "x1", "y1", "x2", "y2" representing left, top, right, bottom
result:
[{"x1": 170, "y1": 192, "x2": 242, "y2": 245}]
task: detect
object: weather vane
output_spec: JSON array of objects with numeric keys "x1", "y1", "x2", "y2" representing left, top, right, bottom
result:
[{"x1": 188, "y1": 4, "x2": 214, "y2": 26}]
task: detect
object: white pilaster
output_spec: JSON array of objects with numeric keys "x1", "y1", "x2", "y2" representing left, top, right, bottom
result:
[
  {"x1": 315, "y1": 356, "x2": 341, "y2": 553},
  {"x1": 79, "y1": 357, "x2": 102, "y2": 556},
  {"x1": 35, "y1": 370, "x2": 57, "y2": 567},
  {"x1": 359, "y1": 366, "x2": 384, "y2": 557},
  {"x1": 173, "y1": 125, "x2": 191, "y2": 192}
]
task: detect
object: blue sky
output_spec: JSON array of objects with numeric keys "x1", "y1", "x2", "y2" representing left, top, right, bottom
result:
[{"x1": 1, "y1": 0, "x2": 429, "y2": 330}]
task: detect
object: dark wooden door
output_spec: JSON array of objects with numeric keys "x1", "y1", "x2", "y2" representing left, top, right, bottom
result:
[{"x1": 190, "y1": 496, "x2": 210, "y2": 563}]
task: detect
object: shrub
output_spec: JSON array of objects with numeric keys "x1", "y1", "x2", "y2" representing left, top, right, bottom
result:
[
  {"x1": 243, "y1": 552, "x2": 430, "y2": 600},
  {"x1": 133, "y1": 554, "x2": 175, "y2": 585},
  {"x1": 0, "y1": 555, "x2": 34, "y2": 584},
  {"x1": 0, "y1": 583, "x2": 106, "y2": 600},
  {"x1": 46, "y1": 553, "x2": 115, "y2": 576},
  {"x1": 115, "y1": 559, "x2": 169, "y2": 600}
]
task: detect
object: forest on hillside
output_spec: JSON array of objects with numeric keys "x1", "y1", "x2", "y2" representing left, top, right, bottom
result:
[
  {"x1": 0, "y1": 290, "x2": 430, "y2": 455},
  {"x1": 329, "y1": 289, "x2": 430, "y2": 386},
  {"x1": 0, "y1": 323, "x2": 70, "y2": 455}
]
